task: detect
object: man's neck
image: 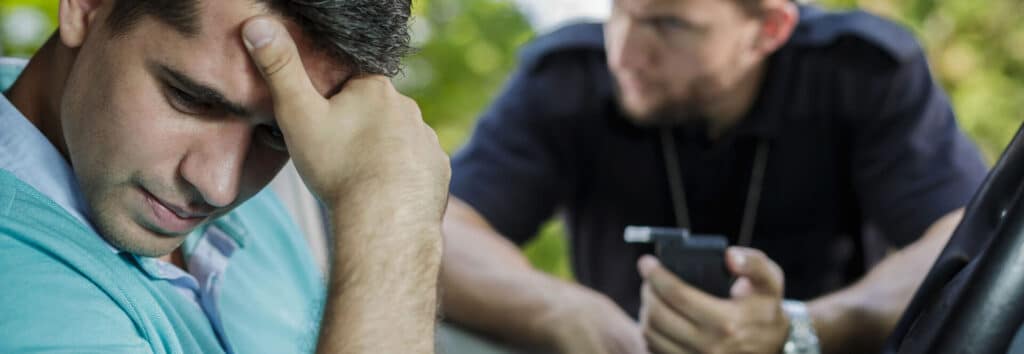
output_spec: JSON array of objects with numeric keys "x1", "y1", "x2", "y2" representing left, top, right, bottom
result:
[
  {"x1": 704, "y1": 61, "x2": 767, "y2": 140},
  {"x1": 6, "y1": 35, "x2": 71, "y2": 159},
  {"x1": 161, "y1": 248, "x2": 188, "y2": 270}
]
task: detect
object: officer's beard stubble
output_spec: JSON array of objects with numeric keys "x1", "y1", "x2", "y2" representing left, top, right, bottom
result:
[{"x1": 614, "y1": 74, "x2": 718, "y2": 128}]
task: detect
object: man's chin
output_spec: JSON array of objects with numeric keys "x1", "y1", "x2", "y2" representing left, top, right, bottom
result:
[{"x1": 96, "y1": 222, "x2": 191, "y2": 258}]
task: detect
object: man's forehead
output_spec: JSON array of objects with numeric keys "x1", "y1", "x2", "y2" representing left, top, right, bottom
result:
[{"x1": 141, "y1": 0, "x2": 350, "y2": 102}]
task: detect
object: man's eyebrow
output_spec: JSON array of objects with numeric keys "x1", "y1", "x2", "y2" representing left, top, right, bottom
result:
[
  {"x1": 153, "y1": 62, "x2": 252, "y2": 117},
  {"x1": 645, "y1": 15, "x2": 704, "y2": 31}
]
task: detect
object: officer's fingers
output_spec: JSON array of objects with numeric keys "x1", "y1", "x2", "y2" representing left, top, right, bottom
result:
[
  {"x1": 729, "y1": 277, "x2": 754, "y2": 298},
  {"x1": 641, "y1": 284, "x2": 709, "y2": 352},
  {"x1": 242, "y1": 17, "x2": 324, "y2": 121},
  {"x1": 644, "y1": 325, "x2": 696, "y2": 354},
  {"x1": 638, "y1": 255, "x2": 731, "y2": 326},
  {"x1": 725, "y1": 247, "x2": 785, "y2": 297}
]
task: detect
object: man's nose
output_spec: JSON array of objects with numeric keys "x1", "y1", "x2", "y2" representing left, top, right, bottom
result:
[
  {"x1": 178, "y1": 121, "x2": 252, "y2": 208},
  {"x1": 609, "y1": 21, "x2": 653, "y2": 71}
]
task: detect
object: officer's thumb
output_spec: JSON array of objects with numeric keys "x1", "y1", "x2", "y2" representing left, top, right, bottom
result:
[
  {"x1": 726, "y1": 247, "x2": 785, "y2": 298},
  {"x1": 242, "y1": 16, "x2": 321, "y2": 118}
]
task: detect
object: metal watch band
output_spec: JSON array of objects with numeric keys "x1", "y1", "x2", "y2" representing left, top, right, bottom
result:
[{"x1": 781, "y1": 300, "x2": 821, "y2": 354}]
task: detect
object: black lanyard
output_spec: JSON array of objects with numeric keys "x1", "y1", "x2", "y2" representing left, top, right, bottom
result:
[{"x1": 659, "y1": 128, "x2": 769, "y2": 247}]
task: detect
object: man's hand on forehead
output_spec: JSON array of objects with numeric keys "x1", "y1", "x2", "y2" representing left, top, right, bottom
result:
[
  {"x1": 239, "y1": 15, "x2": 450, "y2": 226},
  {"x1": 240, "y1": 15, "x2": 450, "y2": 353}
]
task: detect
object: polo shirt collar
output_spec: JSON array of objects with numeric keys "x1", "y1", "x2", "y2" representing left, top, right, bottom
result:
[{"x1": 0, "y1": 70, "x2": 95, "y2": 232}]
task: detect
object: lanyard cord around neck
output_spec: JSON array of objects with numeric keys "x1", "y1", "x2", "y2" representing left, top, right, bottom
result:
[{"x1": 659, "y1": 128, "x2": 770, "y2": 247}]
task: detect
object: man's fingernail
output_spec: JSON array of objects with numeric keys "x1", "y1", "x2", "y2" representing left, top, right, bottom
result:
[
  {"x1": 729, "y1": 249, "x2": 747, "y2": 269},
  {"x1": 637, "y1": 255, "x2": 658, "y2": 276},
  {"x1": 243, "y1": 18, "x2": 275, "y2": 49}
]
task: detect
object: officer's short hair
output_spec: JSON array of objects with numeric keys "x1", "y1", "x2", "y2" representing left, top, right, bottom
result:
[{"x1": 105, "y1": 0, "x2": 412, "y2": 77}]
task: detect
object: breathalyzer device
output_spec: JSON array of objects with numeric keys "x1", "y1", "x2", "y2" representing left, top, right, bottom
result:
[{"x1": 624, "y1": 226, "x2": 735, "y2": 298}]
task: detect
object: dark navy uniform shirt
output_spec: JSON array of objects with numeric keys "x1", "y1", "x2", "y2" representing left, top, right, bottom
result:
[{"x1": 450, "y1": 5, "x2": 988, "y2": 317}]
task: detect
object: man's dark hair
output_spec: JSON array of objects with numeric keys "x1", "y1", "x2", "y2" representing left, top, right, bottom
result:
[{"x1": 106, "y1": 0, "x2": 412, "y2": 77}]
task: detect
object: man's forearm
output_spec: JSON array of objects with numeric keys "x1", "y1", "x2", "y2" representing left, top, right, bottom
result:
[
  {"x1": 807, "y1": 209, "x2": 964, "y2": 354},
  {"x1": 317, "y1": 203, "x2": 443, "y2": 354}
]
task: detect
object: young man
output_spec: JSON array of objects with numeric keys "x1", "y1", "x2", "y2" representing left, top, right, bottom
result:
[
  {"x1": 441, "y1": 0, "x2": 987, "y2": 353},
  {"x1": 0, "y1": 0, "x2": 450, "y2": 353}
]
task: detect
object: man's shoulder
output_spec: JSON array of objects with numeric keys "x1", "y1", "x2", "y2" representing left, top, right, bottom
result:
[
  {"x1": 0, "y1": 170, "x2": 101, "y2": 247},
  {"x1": 0, "y1": 171, "x2": 137, "y2": 310},
  {"x1": 0, "y1": 171, "x2": 219, "y2": 353},
  {"x1": 0, "y1": 200, "x2": 148, "y2": 352},
  {"x1": 787, "y1": 5, "x2": 923, "y2": 68},
  {"x1": 0, "y1": 170, "x2": 78, "y2": 231},
  {"x1": 0, "y1": 231, "x2": 146, "y2": 352}
]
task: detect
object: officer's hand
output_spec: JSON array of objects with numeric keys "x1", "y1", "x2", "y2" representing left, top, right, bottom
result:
[
  {"x1": 545, "y1": 285, "x2": 647, "y2": 354},
  {"x1": 637, "y1": 247, "x2": 790, "y2": 354},
  {"x1": 242, "y1": 17, "x2": 450, "y2": 227}
]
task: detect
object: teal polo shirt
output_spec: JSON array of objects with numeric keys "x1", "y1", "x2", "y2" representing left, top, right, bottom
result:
[{"x1": 0, "y1": 59, "x2": 326, "y2": 353}]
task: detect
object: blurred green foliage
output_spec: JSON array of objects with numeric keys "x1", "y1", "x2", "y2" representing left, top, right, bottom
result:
[
  {"x1": 822, "y1": 0, "x2": 1024, "y2": 161},
  {"x1": 400, "y1": 0, "x2": 534, "y2": 152},
  {"x1": 0, "y1": 0, "x2": 57, "y2": 56},
  {"x1": 2, "y1": 0, "x2": 1022, "y2": 281}
]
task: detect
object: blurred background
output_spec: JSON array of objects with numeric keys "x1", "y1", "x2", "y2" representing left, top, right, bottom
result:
[{"x1": 2, "y1": 0, "x2": 1022, "y2": 279}]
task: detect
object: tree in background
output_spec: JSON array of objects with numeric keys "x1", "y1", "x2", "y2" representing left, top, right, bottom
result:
[
  {"x1": 824, "y1": 0, "x2": 1024, "y2": 161},
  {"x1": 2, "y1": 0, "x2": 1022, "y2": 278},
  {"x1": 0, "y1": 1, "x2": 55, "y2": 56}
]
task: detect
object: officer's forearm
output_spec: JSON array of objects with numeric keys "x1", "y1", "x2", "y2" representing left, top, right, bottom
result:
[
  {"x1": 440, "y1": 198, "x2": 586, "y2": 349},
  {"x1": 807, "y1": 209, "x2": 963, "y2": 354},
  {"x1": 316, "y1": 201, "x2": 443, "y2": 354}
]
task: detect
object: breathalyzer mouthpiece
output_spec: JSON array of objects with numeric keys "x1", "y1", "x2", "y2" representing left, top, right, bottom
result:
[{"x1": 624, "y1": 226, "x2": 691, "y2": 243}]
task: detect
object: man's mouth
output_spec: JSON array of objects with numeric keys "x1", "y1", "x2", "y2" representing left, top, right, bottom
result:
[
  {"x1": 140, "y1": 188, "x2": 210, "y2": 235},
  {"x1": 620, "y1": 76, "x2": 658, "y2": 95}
]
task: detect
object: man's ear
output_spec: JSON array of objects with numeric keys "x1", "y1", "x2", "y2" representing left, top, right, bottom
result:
[
  {"x1": 754, "y1": 2, "x2": 799, "y2": 56},
  {"x1": 58, "y1": 0, "x2": 105, "y2": 49}
]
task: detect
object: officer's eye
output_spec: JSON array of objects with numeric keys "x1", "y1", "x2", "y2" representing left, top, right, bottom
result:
[
  {"x1": 646, "y1": 16, "x2": 704, "y2": 39},
  {"x1": 653, "y1": 18, "x2": 686, "y2": 32}
]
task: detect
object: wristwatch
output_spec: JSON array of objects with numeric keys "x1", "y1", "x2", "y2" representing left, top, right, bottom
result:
[{"x1": 781, "y1": 300, "x2": 821, "y2": 354}]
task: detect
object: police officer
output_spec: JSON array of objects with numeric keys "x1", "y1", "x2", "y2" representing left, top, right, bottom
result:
[{"x1": 440, "y1": 0, "x2": 987, "y2": 353}]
